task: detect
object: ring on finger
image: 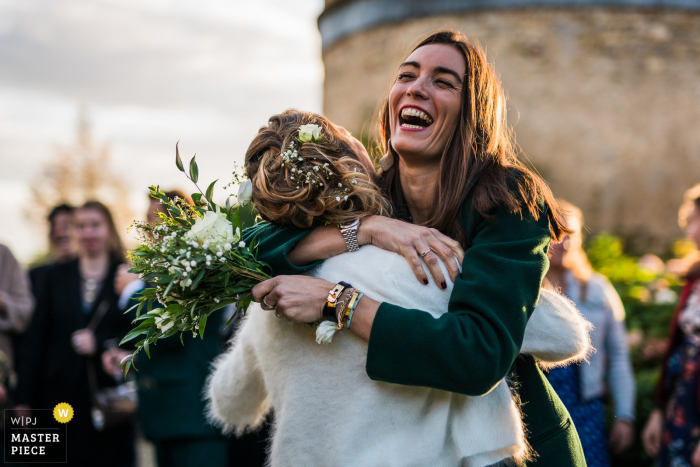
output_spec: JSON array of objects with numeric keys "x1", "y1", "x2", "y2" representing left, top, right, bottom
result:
[
  {"x1": 262, "y1": 295, "x2": 275, "y2": 310},
  {"x1": 420, "y1": 249, "x2": 433, "y2": 258}
]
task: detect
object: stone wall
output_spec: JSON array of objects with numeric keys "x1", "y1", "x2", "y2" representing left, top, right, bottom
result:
[{"x1": 321, "y1": 8, "x2": 700, "y2": 253}]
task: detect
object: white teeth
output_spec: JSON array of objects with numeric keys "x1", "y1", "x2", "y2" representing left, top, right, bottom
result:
[
  {"x1": 400, "y1": 108, "x2": 433, "y2": 124},
  {"x1": 400, "y1": 123, "x2": 424, "y2": 129}
]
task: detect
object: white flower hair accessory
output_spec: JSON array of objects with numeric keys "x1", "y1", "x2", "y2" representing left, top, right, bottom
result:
[{"x1": 298, "y1": 123, "x2": 323, "y2": 143}]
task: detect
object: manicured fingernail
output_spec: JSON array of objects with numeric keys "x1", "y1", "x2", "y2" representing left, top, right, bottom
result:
[
  {"x1": 441, "y1": 281, "x2": 447, "y2": 289},
  {"x1": 423, "y1": 278, "x2": 429, "y2": 285}
]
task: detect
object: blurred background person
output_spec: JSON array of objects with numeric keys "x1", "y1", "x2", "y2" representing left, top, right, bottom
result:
[
  {"x1": 0, "y1": 243, "x2": 34, "y2": 399},
  {"x1": 103, "y1": 191, "x2": 235, "y2": 467},
  {"x1": 16, "y1": 201, "x2": 135, "y2": 467},
  {"x1": 0, "y1": 242, "x2": 34, "y2": 461},
  {"x1": 28, "y1": 203, "x2": 76, "y2": 295},
  {"x1": 545, "y1": 200, "x2": 636, "y2": 467},
  {"x1": 13, "y1": 204, "x2": 76, "y2": 383},
  {"x1": 643, "y1": 184, "x2": 700, "y2": 466}
]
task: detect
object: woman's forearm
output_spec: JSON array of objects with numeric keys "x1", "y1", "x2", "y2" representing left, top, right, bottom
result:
[
  {"x1": 287, "y1": 224, "x2": 348, "y2": 266},
  {"x1": 346, "y1": 296, "x2": 380, "y2": 342}
]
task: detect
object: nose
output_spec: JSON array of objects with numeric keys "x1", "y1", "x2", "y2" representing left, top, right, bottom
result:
[{"x1": 406, "y1": 76, "x2": 428, "y2": 100}]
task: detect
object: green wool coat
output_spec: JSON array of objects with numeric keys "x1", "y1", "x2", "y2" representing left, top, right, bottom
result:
[
  {"x1": 126, "y1": 294, "x2": 226, "y2": 442},
  {"x1": 242, "y1": 201, "x2": 586, "y2": 466}
]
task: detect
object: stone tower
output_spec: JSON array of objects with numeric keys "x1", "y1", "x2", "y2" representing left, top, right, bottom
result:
[{"x1": 318, "y1": 0, "x2": 700, "y2": 253}]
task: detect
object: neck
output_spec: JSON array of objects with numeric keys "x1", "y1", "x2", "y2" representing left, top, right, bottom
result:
[
  {"x1": 398, "y1": 158, "x2": 440, "y2": 225},
  {"x1": 79, "y1": 251, "x2": 110, "y2": 278}
]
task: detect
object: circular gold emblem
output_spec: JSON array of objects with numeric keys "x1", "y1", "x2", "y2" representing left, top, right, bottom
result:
[{"x1": 53, "y1": 403, "x2": 74, "y2": 423}]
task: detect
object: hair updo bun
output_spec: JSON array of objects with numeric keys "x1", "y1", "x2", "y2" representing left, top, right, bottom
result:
[{"x1": 244, "y1": 110, "x2": 390, "y2": 228}]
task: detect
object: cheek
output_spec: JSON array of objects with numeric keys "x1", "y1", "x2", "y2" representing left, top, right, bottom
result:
[{"x1": 387, "y1": 85, "x2": 404, "y2": 123}]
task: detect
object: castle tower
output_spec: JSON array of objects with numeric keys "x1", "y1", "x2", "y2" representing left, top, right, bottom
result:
[{"x1": 319, "y1": 0, "x2": 700, "y2": 252}]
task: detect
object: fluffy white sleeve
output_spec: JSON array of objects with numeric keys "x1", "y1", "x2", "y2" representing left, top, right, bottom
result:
[
  {"x1": 206, "y1": 314, "x2": 271, "y2": 435},
  {"x1": 520, "y1": 288, "x2": 593, "y2": 367}
]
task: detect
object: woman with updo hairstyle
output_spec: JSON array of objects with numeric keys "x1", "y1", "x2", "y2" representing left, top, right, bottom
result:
[
  {"x1": 244, "y1": 110, "x2": 389, "y2": 228},
  {"x1": 220, "y1": 31, "x2": 584, "y2": 465},
  {"x1": 643, "y1": 184, "x2": 700, "y2": 467}
]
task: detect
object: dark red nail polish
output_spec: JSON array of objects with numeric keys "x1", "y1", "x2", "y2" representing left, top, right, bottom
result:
[
  {"x1": 423, "y1": 278, "x2": 429, "y2": 285},
  {"x1": 441, "y1": 281, "x2": 447, "y2": 289}
]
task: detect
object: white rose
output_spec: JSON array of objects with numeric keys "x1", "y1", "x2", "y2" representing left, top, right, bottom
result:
[
  {"x1": 155, "y1": 311, "x2": 174, "y2": 333},
  {"x1": 315, "y1": 320, "x2": 338, "y2": 345},
  {"x1": 189, "y1": 207, "x2": 233, "y2": 247},
  {"x1": 298, "y1": 124, "x2": 322, "y2": 143},
  {"x1": 237, "y1": 179, "x2": 253, "y2": 205}
]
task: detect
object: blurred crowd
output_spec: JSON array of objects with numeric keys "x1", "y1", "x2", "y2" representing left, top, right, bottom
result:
[
  {"x1": 0, "y1": 194, "x2": 268, "y2": 467},
  {"x1": 0, "y1": 182, "x2": 699, "y2": 467}
]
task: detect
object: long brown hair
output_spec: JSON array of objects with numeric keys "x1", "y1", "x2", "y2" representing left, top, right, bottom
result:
[
  {"x1": 378, "y1": 31, "x2": 570, "y2": 246},
  {"x1": 78, "y1": 200, "x2": 125, "y2": 262},
  {"x1": 245, "y1": 110, "x2": 390, "y2": 228}
]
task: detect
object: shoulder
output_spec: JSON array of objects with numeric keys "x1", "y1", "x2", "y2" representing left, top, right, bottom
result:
[{"x1": 459, "y1": 194, "x2": 550, "y2": 250}]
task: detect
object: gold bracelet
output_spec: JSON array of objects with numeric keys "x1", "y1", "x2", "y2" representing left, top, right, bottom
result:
[
  {"x1": 337, "y1": 289, "x2": 361, "y2": 330},
  {"x1": 335, "y1": 288, "x2": 354, "y2": 329}
]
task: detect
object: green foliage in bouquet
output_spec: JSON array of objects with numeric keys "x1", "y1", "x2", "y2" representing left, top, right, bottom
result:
[{"x1": 119, "y1": 144, "x2": 268, "y2": 374}]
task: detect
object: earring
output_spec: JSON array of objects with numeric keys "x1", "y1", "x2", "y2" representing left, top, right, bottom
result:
[{"x1": 379, "y1": 139, "x2": 394, "y2": 172}]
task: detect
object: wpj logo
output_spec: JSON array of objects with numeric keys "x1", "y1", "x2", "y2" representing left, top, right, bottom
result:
[{"x1": 4, "y1": 406, "x2": 69, "y2": 463}]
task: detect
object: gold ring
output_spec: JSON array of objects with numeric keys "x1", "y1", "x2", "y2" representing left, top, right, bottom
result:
[
  {"x1": 263, "y1": 295, "x2": 275, "y2": 310},
  {"x1": 420, "y1": 249, "x2": 432, "y2": 258}
]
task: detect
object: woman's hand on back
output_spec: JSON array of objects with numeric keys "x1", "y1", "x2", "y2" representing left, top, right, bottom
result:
[
  {"x1": 359, "y1": 216, "x2": 464, "y2": 287},
  {"x1": 252, "y1": 276, "x2": 332, "y2": 323}
]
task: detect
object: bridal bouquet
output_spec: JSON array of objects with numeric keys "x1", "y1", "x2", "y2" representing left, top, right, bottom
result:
[{"x1": 119, "y1": 145, "x2": 269, "y2": 373}]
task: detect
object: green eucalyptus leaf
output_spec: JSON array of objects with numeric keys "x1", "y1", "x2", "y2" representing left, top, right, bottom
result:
[
  {"x1": 189, "y1": 155, "x2": 199, "y2": 183},
  {"x1": 163, "y1": 278, "x2": 176, "y2": 298},
  {"x1": 224, "y1": 307, "x2": 241, "y2": 328},
  {"x1": 175, "y1": 142, "x2": 185, "y2": 172},
  {"x1": 211, "y1": 298, "x2": 237, "y2": 312},
  {"x1": 206, "y1": 179, "x2": 218, "y2": 203},
  {"x1": 120, "y1": 327, "x2": 149, "y2": 345},
  {"x1": 190, "y1": 269, "x2": 206, "y2": 291},
  {"x1": 198, "y1": 313, "x2": 208, "y2": 339}
]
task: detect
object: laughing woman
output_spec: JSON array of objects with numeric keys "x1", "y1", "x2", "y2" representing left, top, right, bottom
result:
[{"x1": 239, "y1": 31, "x2": 583, "y2": 465}]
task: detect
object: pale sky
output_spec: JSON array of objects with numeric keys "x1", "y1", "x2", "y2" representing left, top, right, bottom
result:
[{"x1": 0, "y1": 0, "x2": 325, "y2": 263}]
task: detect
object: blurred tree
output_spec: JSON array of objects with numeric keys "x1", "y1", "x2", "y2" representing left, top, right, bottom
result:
[{"x1": 26, "y1": 109, "x2": 133, "y2": 246}]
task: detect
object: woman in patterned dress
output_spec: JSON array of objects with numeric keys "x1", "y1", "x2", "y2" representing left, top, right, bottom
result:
[
  {"x1": 544, "y1": 201, "x2": 636, "y2": 467},
  {"x1": 643, "y1": 184, "x2": 700, "y2": 467}
]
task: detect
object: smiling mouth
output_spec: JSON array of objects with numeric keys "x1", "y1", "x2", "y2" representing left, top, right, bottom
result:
[{"x1": 399, "y1": 107, "x2": 434, "y2": 130}]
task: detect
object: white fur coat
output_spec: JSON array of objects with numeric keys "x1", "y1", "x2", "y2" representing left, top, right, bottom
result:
[{"x1": 207, "y1": 246, "x2": 592, "y2": 467}]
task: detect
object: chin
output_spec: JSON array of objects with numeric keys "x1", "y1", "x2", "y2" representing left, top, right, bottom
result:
[{"x1": 391, "y1": 136, "x2": 424, "y2": 156}]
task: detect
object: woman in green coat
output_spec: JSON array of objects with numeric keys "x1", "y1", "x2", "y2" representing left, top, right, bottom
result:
[{"x1": 245, "y1": 30, "x2": 585, "y2": 466}]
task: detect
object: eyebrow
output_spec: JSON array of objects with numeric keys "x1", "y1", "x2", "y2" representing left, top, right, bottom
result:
[{"x1": 399, "y1": 61, "x2": 462, "y2": 82}]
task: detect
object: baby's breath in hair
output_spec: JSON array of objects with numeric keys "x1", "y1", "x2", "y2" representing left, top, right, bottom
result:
[{"x1": 243, "y1": 110, "x2": 391, "y2": 228}]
